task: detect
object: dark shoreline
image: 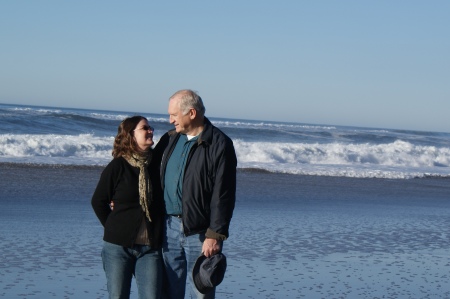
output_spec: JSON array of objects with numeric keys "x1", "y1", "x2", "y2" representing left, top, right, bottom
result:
[
  {"x1": 1, "y1": 161, "x2": 449, "y2": 181},
  {"x1": 2, "y1": 161, "x2": 449, "y2": 210},
  {"x1": 0, "y1": 162, "x2": 105, "y2": 170}
]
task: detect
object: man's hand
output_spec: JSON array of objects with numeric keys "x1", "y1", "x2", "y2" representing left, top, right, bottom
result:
[
  {"x1": 109, "y1": 201, "x2": 114, "y2": 210},
  {"x1": 202, "y1": 238, "x2": 222, "y2": 257}
]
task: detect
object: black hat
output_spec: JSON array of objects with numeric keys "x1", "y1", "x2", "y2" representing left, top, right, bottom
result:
[{"x1": 193, "y1": 253, "x2": 227, "y2": 294}]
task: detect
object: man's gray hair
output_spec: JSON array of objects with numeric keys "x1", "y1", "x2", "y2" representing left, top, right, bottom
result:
[{"x1": 170, "y1": 89, "x2": 206, "y2": 117}]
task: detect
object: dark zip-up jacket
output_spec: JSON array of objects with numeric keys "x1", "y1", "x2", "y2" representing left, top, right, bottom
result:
[
  {"x1": 91, "y1": 156, "x2": 164, "y2": 248},
  {"x1": 157, "y1": 117, "x2": 237, "y2": 240}
]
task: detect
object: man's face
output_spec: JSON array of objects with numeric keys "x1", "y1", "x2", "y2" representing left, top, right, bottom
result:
[{"x1": 168, "y1": 97, "x2": 193, "y2": 134}]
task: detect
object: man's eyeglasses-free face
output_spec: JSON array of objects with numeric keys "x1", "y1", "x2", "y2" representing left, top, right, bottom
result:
[{"x1": 133, "y1": 125, "x2": 154, "y2": 132}]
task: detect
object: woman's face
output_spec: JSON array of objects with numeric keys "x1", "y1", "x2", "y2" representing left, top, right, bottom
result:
[{"x1": 133, "y1": 119, "x2": 154, "y2": 151}]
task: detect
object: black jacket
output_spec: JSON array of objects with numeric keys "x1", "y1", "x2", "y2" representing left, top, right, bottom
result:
[
  {"x1": 91, "y1": 156, "x2": 164, "y2": 248},
  {"x1": 156, "y1": 117, "x2": 237, "y2": 240}
]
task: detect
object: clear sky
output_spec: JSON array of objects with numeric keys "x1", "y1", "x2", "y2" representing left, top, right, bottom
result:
[{"x1": 1, "y1": 1, "x2": 449, "y2": 132}]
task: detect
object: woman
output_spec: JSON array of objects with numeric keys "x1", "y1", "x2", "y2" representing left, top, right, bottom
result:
[{"x1": 91, "y1": 116, "x2": 164, "y2": 299}]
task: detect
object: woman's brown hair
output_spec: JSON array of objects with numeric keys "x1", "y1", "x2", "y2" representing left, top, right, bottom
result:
[{"x1": 112, "y1": 116, "x2": 148, "y2": 158}]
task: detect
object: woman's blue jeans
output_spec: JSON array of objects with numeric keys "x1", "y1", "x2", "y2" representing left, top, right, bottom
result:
[{"x1": 102, "y1": 241, "x2": 162, "y2": 299}]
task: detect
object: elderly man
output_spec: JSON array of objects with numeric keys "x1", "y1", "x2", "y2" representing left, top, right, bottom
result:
[{"x1": 155, "y1": 89, "x2": 237, "y2": 299}]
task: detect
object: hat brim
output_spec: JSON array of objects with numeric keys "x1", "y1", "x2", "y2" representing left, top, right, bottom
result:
[{"x1": 193, "y1": 255, "x2": 213, "y2": 294}]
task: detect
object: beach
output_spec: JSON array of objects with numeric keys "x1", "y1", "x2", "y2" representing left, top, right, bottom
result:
[{"x1": 1, "y1": 163, "x2": 450, "y2": 298}]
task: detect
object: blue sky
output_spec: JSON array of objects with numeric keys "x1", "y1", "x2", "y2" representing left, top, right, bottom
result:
[{"x1": 1, "y1": 1, "x2": 449, "y2": 132}]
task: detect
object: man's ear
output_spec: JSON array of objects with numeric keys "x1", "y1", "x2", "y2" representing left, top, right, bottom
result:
[{"x1": 189, "y1": 108, "x2": 197, "y2": 120}]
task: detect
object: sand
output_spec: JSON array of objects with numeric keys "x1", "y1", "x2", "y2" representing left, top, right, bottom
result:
[{"x1": 1, "y1": 163, "x2": 450, "y2": 298}]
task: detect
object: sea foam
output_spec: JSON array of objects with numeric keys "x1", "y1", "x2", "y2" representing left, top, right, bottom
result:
[{"x1": 1, "y1": 133, "x2": 449, "y2": 179}]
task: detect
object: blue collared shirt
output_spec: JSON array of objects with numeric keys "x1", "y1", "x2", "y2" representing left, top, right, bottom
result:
[{"x1": 163, "y1": 134, "x2": 198, "y2": 215}]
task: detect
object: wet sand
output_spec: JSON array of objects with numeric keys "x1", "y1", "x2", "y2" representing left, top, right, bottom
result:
[{"x1": 1, "y1": 163, "x2": 450, "y2": 298}]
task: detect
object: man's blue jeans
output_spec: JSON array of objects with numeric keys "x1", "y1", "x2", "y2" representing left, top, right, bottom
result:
[
  {"x1": 102, "y1": 241, "x2": 162, "y2": 299},
  {"x1": 162, "y1": 215, "x2": 216, "y2": 299}
]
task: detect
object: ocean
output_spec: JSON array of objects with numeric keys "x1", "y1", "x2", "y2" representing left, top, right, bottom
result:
[
  {"x1": 1, "y1": 103, "x2": 450, "y2": 298},
  {"x1": 1, "y1": 103, "x2": 450, "y2": 179}
]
